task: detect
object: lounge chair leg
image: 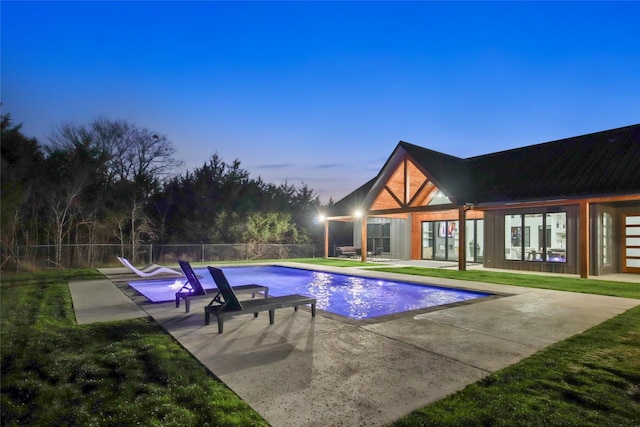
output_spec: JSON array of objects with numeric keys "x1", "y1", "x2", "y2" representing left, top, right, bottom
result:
[
  {"x1": 185, "y1": 299, "x2": 191, "y2": 313},
  {"x1": 217, "y1": 317, "x2": 224, "y2": 334},
  {"x1": 205, "y1": 309, "x2": 210, "y2": 325},
  {"x1": 176, "y1": 296, "x2": 180, "y2": 308},
  {"x1": 311, "y1": 303, "x2": 316, "y2": 317},
  {"x1": 269, "y1": 310, "x2": 275, "y2": 324}
]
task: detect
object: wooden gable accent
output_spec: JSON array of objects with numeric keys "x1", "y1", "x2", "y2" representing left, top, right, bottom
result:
[
  {"x1": 370, "y1": 155, "x2": 443, "y2": 211},
  {"x1": 370, "y1": 186, "x2": 401, "y2": 210}
]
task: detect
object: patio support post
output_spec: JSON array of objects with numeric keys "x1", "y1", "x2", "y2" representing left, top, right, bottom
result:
[
  {"x1": 361, "y1": 215, "x2": 368, "y2": 262},
  {"x1": 323, "y1": 220, "x2": 329, "y2": 259},
  {"x1": 458, "y1": 206, "x2": 467, "y2": 271},
  {"x1": 580, "y1": 201, "x2": 590, "y2": 278}
]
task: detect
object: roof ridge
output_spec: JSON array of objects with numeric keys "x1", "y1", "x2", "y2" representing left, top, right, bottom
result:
[{"x1": 398, "y1": 140, "x2": 465, "y2": 161}]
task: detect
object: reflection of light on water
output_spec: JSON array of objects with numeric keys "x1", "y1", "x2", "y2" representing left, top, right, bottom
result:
[
  {"x1": 308, "y1": 272, "x2": 333, "y2": 310},
  {"x1": 169, "y1": 280, "x2": 186, "y2": 290},
  {"x1": 345, "y1": 277, "x2": 372, "y2": 319}
]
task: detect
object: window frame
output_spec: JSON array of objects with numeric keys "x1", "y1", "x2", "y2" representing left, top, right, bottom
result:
[{"x1": 504, "y1": 212, "x2": 567, "y2": 263}]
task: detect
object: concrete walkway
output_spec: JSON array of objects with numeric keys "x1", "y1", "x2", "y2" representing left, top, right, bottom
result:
[
  {"x1": 69, "y1": 278, "x2": 146, "y2": 324},
  {"x1": 72, "y1": 264, "x2": 640, "y2": 427}
]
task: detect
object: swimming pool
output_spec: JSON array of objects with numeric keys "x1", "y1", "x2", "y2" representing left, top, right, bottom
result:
[{"x1": 128, "y1": 265, "x2": 491, "y2": 319}]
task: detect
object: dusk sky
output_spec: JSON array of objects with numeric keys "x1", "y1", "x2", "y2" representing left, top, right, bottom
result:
[{"x1": 2, "y1": 1, "x2": 639, "y2": 203}]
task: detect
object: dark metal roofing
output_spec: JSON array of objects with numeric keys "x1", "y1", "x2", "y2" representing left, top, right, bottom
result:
[
  {"x1": 332, "y1": 124, "x2": 640, "y2": 213},
  {"x1": 467, "y1": 124, "x2": 640, "y2": 204}
]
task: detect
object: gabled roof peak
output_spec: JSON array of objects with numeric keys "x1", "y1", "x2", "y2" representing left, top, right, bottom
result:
[{"x1": 398, "y1": 140, "x2": 464, "y2": 162}]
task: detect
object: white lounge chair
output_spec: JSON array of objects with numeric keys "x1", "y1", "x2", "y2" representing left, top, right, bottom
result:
[{"x1": 117, "y1": 256, "x2": 183, "y2": 278}]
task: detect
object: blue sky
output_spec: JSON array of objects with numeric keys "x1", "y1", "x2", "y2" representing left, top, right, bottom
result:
[{"x1": 2, "y1": 1, "x2": 639, "y2": 203}]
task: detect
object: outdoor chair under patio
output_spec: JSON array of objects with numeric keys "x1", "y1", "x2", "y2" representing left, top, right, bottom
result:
[
  {"x1": 117, "y1": 256, "x2": 184, "y2": 278},
  {"x1": 205, "y1": 266, "x2": 316, "y2": 333},
  {"x1": 368, "y1": 247, "x2": 384, "y2": 260},
  {"x1": 176, "y1": 260, "x2": 269, "y2": 313}
]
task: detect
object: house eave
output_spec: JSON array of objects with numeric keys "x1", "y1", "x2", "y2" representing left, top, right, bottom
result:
[{"x1": 472, "y1": 192, "x2": 640, "y2": 211}]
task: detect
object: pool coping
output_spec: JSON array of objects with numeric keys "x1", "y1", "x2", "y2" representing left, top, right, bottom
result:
[
  {"x1": 84, "y1": 262, "x2": 640, "y2": 427},
  {"x1": 118, "y1": 263, "x2": 513, "y2": 326}
]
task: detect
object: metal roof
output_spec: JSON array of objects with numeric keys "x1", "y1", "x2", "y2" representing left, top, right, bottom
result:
[
  {"x1": 467, "y1": 124, "x2": 640, "y2": 204},
  {"x1": 332, "y1": 124, "x2": 640, "y2": 214}
]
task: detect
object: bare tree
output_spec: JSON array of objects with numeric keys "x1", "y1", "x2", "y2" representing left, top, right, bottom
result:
[
  {"x1": 43, "y1": 176, "x2": 89, "y2": 267},
  {"x1": 49, "y1": 118, "x2": 182, "y2": 187},
  {"x1": 46, "y1": 118, "x2": 182, "y2": 262}
]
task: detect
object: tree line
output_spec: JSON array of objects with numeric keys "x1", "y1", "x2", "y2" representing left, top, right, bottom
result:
[{"x1": 1, "y1": 115, "x2": 327, "y2": 269}]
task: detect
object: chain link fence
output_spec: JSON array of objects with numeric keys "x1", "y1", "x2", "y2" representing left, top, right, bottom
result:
[{"x1": 2, "y1": 243, "x2": 318, "y2": 271}]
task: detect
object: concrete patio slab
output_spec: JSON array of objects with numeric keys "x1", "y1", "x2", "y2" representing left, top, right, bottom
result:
[
  {"x1": 412, "y1": 289, "x2": 638, "y2": 348},
  {"x1": 78, "y1": 264, "x2": 640, "y2": 426},
  {"x1": 69, "y1": 279, "x2": 147, "y2": 324},
  {"x1": 143, "y1": 299, "x2": 490, "y2": 427},
  {"x1": 362, "y1": 317, "x2": 539, "y2": 372}
]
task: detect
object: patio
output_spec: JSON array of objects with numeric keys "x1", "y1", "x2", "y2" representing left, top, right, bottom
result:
[{"x1": 71, "y1": 262, "x2": 640, "y2": 427}]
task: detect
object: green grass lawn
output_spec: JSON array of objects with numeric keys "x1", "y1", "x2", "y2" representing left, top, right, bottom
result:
[
  {"x1": 392, "y1": 304, "x2": 640, "y2": 426},
  {"x1": 371, "y1": 266, "x2": 640, "y2": 299},
  {"x1": 0, "y1": 269, "x2": 268, "y2": 427},
  {"x1": 290, "y1": 257, "x2": 381, "y2": 268},
  {"x1": 1, "y1": 265, "x2": 639, "y2": 426}
]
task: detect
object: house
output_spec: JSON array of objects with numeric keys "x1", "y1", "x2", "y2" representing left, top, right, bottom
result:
[{"x1": 321, "y1": 124, "x2": 640, "y2": 278}]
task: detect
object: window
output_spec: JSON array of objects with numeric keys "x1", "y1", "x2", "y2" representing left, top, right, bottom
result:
[
  {"x1": 422, "y1": 222, "x2": 433, "y2": 259},
  {"x1": 505, "y1": 215, "x2": 521, "y2": 260},
  {"x1": 429, "y1": 191, "x2": 452, "y2": 206},
  {"x1": 524, "y1": 214, "x2": 542, "y2": 260},
  {"x1": 505, "y1": 212, "x2": 566, "y2": 263},
  {"x1": 466, "y1": 219, "x2": 484, "y2": 262},
  {"x1": 367, "y1": 222, "x2": 390, "y2": 253},
  {"x1": 422, "y1": 220, "x2": 463, "y2": 261},
  {"x1": 546, "y1": 213, "x2": 567, "y2": 262}
]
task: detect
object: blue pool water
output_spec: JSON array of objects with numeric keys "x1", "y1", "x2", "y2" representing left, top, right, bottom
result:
[{"x1": 128, "y1": 265, "x2": 491, "y2": 319}]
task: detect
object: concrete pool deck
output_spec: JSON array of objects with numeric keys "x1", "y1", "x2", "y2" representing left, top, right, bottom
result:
[{"x1": 73, "y1": 263, "x2": 640, "y2": 427}]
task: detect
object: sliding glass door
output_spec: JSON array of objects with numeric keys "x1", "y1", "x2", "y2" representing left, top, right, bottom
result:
[{"x1": 423, "y1": 219, "x2": 482, "y2": 262}]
